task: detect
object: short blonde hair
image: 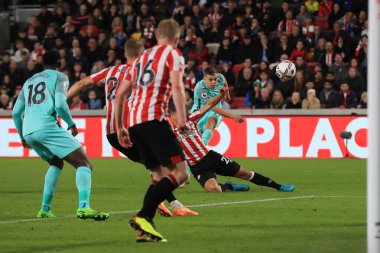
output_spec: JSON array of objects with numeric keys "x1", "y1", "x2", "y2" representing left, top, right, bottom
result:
[
  {"x1": 124, "y1": 38, "x2": 144, "y2": 58},
  {"x1": 156, "y1": 19, "x2": 180, "y2": 41}
]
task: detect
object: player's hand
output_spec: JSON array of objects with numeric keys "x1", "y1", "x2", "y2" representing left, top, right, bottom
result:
[
  {"x1": 219, "y1": 87, "x2": 228, "y2": 96},
  {"x1": 68, "y1": 124, "x2": 78, "y2": 137},
  {"x1": 233, "y1": 115, "x2": 244, "y2": 123},
  {"x1": 22, "y1": 139, "x2": 32, "y2": 150},
  {"x1": 178, "y1": 121, "x2": 191, "y2": 134},
  {"x1": 117, "y1": 127, "x2": 133, "y2": 148}
]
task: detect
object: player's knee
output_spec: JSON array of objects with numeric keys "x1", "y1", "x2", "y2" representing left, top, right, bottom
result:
[
  {"x1": 235, "y1": 167, "x2": 251, "y2": 180},
  {"x1": 78, "y1": 159, "x2": 92, "y2": 170},
  {"x1": 49, "y1": 156, "x2": 64, "y2": 169},
  {"x1": 204, "y1": 181, "x2": 222, "y2": 193}
]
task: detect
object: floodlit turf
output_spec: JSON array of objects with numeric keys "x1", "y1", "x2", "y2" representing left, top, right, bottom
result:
[{"x1": 0, "y1": 158, "x2": 366, "y2": 253}]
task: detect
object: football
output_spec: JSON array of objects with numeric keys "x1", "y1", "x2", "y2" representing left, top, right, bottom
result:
[{"x1": 275, "y1": 60, "x2": 296, "y2": 81}]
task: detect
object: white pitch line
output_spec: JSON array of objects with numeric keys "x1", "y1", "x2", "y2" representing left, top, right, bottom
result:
[{"x1": 0, "y1": 195, "x2": 365, "y2": 225}]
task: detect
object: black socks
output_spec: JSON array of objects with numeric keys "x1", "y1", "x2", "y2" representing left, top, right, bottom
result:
[
  {"x1": 250, "y1": 172, "x2": 281, "y2": 190},
  {"x1": 138, "y1": 177, "x2": 177, "y2": 219}
]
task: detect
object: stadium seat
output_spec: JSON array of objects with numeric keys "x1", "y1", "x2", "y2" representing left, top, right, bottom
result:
[
  {"x1": 230, "y1": 97, "x2": 249, "y2": 109},
  {"x1": 232, "y1": 64, "x2": 244, "y2": 78},
  {"x1": 206, "y1": 43, "x2": 220, "y2": 55}
]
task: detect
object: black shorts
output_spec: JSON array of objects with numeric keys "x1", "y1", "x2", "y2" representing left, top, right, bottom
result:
[
  {"x1": 190, "y1": 150, "x2": 240, "y2": 188},
  {"x1": 128, "y1": 120, "x2": 185, "y2": 170},
  {"x1": 106, "y1": 133, "x2": 141, "y2": 163}
]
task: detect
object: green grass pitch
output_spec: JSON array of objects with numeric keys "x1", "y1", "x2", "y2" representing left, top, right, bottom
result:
[{"x1": 0, "y1": 158, "x2": 365, "y2": 253}]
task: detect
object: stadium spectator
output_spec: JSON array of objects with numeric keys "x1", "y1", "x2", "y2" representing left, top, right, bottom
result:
[
  {"x1": 26, "y1": 15, "x2": 42, "y2": 42},
  {"x1": 289, "y1": 40, "x2": 306, "y2": 61},
  {"x1": 70, "y1": 94, "x2": 85, "y2": 110},
  {"x1": 189, "y1": 37, "x2": 209, "y2": 65},
  {"x1": 305, "y1": 0, "x2": 319, "y2": 16},
  {"x1": 311, "y1": 25, "x2": 322, "y2": 46},
  {"x1": 328, "y1": 3, "x2": 344, "y2": 29},
  {"x1": 80, "y1": 16, "x2": 100, "y2": 38},
  {"x1": 314, "y1": 71, "x2": 325, "y2": 94},
  {"x1": 333, "y1": 36, "x2": 351, "y2": 61},
  {"x1": 293, "y1": 70, "x2": 305, "y2": 94},
  {"x1": 248, "y1": 18, "x2": 261, "y2": 38},
  {"x1": 253, "y1": 71, "x2": 273, "y2": 91},
  {"x1": 235, "y1": 67, "x2": 254, "y2": 97},
  {"x1": 216, "y1": 37, "x2": 235, "y2": 64},
  {"x1": 184, "y1": 69, "x2": 196, "y2": 91},
  {"x1": 255, "y1": 34, "x2": 273, "y2": 63},
  {"x1": 318, "y1": 0, "x2": 333, "y2": 17},
  {"x1": 278, "y1": 10, "x2": 299, "y2": 37},
  {"x1": 294, "y1": 56, "x2": 310, "y2": 80},
  {"x1": 275, "y1": 33, "x2": 293, "y2": 62},
  {"x1": 300, "y1": 81, "x2": 315, "y2": 100},
  {"x1": 319, "y1": 41, "x2": 335, "y2": 72},
  {"x1": 14, "y1": 40, "x2": 29, "y2": 63},
  {"x1": 42, "y1": 25, "x2": 57, "y2": 50},
  {"x1": 285, "y1": 91, "x2": 302, "y2": 109},
  {"x1": 355, "y1": 35, "x2": 368, "y2": 64},
  {"x1": 190, "y1": 4, "x2": 205, "y2": 25},
  {"x1": 278, "y1": 2, "x2": 290, "y2": 24},
  {"x1": 86, "y1": 90, "x2": 102, "y2": 110},
  {"x1": 53, "y1": 4, "x2": 67, "y2": 28},
  {"x1": 302, "y1": 15, "x2": 315, "y2": 46},
  {"x1": 253, "y1": 60, "x2": 270, "y2": 80},
  {"x1": 302, "y1": 89, "x2": 321, "y2": 109},
  {"x1": 220, "y1": 62, "x2": 235, "y2": 87},
  {"x1": 121, "y1": 4, "x2": 136, "y2": 36},
  {"x1": 329, "y1": 54, "x2": 348, "y2": 88},
  {"x1": 8, "y1": 60, "x2": 24, "y2": 87},
  {"x1": 235, "y1": 35, "x2": 255, "y2": 64},
  {"x1": 338, "y1": 83, "x2": 357, "y2": 108},
  {"x1": 342, "y1": 67, "x2": 366, "y2": 99},
  {"x1": 0, "y1": 94, "x2": 11, "y2": 110},
  {"x1": 319, "y1": 81, "x2": 340, "y2": 108},
  {"x1": 247, "y1": 86, "x2": 271, "y2": 109},
  {"x1": 271, "y1": 90, "x2": 285, "y2": 109},
  {"x1": 357, "y1": 91, "x2": 367, "y2": 109},
  {"x1": 296, "y1": 5, "x2": 307, "y2": 27},
  {"x1": 30, "y1": 42, "x2": 46, "y2": 62}
]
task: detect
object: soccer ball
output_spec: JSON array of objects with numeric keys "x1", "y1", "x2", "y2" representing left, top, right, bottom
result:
[{"x1": 275, "y1": 60, "x2": 296, "y2": 81}]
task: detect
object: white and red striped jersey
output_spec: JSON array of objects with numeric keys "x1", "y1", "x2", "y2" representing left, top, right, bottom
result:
[
  {"x1": 126, "y1": 44, "x2": 185, "y2": 127},
  {"x1": 90, "y1": 64, "x2": 131, "y2": 134},
  {"x1": 169, "y1": 111, "x2": 209, "y2": 166}
]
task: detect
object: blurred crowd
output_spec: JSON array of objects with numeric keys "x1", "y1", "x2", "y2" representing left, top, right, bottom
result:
[{"x1": 0, "y1": 0, "x2": 368, "y2": 111}]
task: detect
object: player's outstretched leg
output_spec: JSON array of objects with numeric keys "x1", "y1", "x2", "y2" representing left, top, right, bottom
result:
[
  {"x1": 202, "y1": 178, "x2": 249, "y2": 192},
  {"x1": 235, "y1": 167, "x2": 295, "y2": 192},
  {"x1": 201, "y1": 117, "x2": 217, "y2": 145},
  {"x1": 64, "y1": 147, "x2": 109, "y2": 221},
  {"x1": 37, "y1": 156, "x2": 63, "y2": 218}
]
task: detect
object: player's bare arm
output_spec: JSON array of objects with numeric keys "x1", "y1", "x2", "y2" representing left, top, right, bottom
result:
[
  {"x1": 171, "y1": 70, "x2": 190, "y2": 134},
  {"x1": 67, "y1": 77, "x2": 95, "y2": 101},
  {"x1": 212, "y1": 106, "x2": 244, "y2": 123},
  {"x1": 114, "y1": 79, "x2": 133, "y2": 148},
  {"x1": 198, "y1": 87, "x2": 227, "y2": 118}
]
